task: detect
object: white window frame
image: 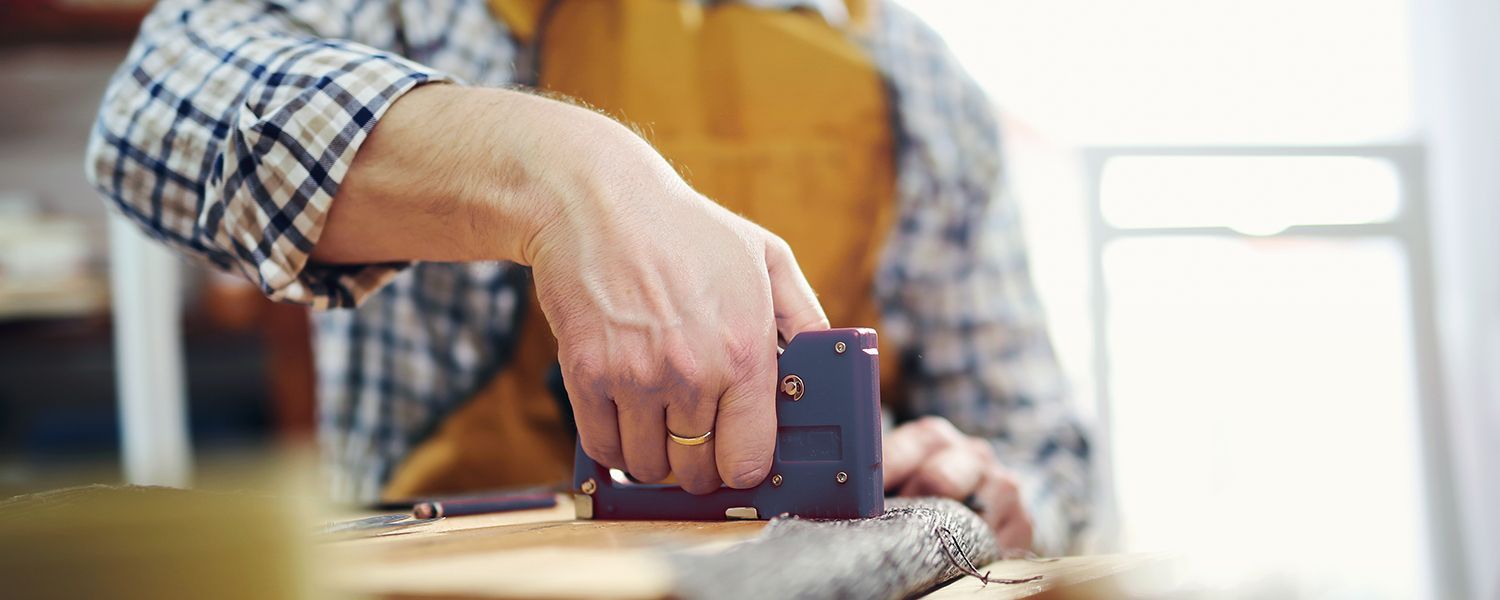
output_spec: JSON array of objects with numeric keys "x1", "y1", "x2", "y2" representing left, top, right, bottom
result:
[{"x1": 1080, "y1": 144, "x2": 1466, "y2": 599}]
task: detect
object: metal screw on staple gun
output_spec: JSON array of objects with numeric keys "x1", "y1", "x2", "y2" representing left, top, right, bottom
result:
[
  {"x1": 834, "y1": 341, "x2": 847, "y2": 354},
  {"x1": 581, "y1": 478, "x2": 597, "y2": 495},
  {"x1": 781, "y1": 375, "x2": 804, "y2": 400},
  {"x1": 771, "y1": 474, "x2": 783, "y2": 487},
  {"x1": 835, "y1": 471, "x2": 848, "y2": 484}
]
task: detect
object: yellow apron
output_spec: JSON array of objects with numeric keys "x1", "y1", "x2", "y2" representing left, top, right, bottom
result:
[{"x1": 383, "y1": 0, "x2": 898, "y2": 500}]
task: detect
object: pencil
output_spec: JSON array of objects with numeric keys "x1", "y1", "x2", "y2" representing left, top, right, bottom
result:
[{"x1": 411, "y1": 492, "x2": 558, "y2": 519}]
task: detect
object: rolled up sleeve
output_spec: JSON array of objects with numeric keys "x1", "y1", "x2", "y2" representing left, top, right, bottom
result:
[{"x1": 86, "y1": 0, "x2": 455, "y2": 307}]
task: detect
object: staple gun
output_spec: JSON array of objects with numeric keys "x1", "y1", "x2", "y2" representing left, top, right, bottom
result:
[{"x1": 571, "y1": 328, "x2": 884, "y2": 521}]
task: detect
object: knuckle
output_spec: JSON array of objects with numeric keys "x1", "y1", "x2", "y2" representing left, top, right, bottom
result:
[
  {"x1": 582, "y1": 439, "x2": 624, "y2": 468},
  {"x1": 623, "y1": 359, "x2": 659, "y2": 391},
  {"x1": 724, "y1": 333, "x2": 769, "y2": 373},
  {"x1": 563, "y1": 350, "x2": 608, "y2": 389},
  {"x1": 673, "y1": 395, "x2": 716, "y2": 424},
  {"x1": 607, "y1": 347, "x2": 658, "y2": 387},
  {"x1": 912, "y1": 420, "x2": 960, "y2": 444},
  {"x1": 682, "y1": 379, "x2": 715, "y2": 403},
  {"x1": 663, "y1": 347, "x2": 705, "y2": 390},
  {"x1": 916, "y1": 416, "x2": 962, "y2": 445}
]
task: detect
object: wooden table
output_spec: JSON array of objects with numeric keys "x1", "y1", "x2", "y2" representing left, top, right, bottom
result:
[{"x1": 325, "y1": 495, "x2": 1162, "y2": 599}]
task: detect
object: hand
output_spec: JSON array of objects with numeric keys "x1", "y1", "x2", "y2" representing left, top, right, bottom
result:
[
  {"x1": 321, "y1": 85, "x2": 828, "y2": 493},
  {"x1": 884, "y1": 416, "x2": 1033, "y2": 552},
  {"x1": 527, "y1": 116, "x2": 829, "y2": 494}
]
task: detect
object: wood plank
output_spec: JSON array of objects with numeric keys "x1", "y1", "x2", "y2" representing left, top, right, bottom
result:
[
  {"x1": 325, "y1": 495, "x2": 765, "y2": 599},
  {"x1": 323, "y1": 495, "x2": 1163, "y2": 600}
]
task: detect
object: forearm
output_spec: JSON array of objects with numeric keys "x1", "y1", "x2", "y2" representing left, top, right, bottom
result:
[{"x1": 314, "y1": 85, "x2": 668, "y2": 267}]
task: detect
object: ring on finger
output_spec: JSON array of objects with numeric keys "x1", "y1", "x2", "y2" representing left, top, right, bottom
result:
[{"x1": 667, "y1": 429, "x2": 714, "y2": 446}]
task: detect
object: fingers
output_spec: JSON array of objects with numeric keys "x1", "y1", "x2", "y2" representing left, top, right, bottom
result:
[
  {"x1": 713, "y1": 334, "x2": 778, "y2": 488},
  {"x1": 666, "y1": 393, "x2": 722, "y2": 495},
  {"x1": 973, "y1": 466, "x2": 1020, "y2": 529},
  {"x1": 898, "y1": 443, "x2": 986, "y2": 499},
  {"x1": 883, "y1": 416, "x2": 972, "y2": 490},
  {"x1": 563, "y1": 365, "x2": 625, "y2": 469},
  {"x1": 555, "y1": 229, "x2": 805, "y2": 493},
  {"x1": 615, "y1": 396, "x2": 669, "y2": 483},
  {"x1": 986, "y1": 474, "x2": 1032, "y2": 551},
  {"x1": 882, "y1": 416, "x2": 1033, "y2": 549},
  {"x1": 764, "y1": 236, "x2": 829, "y2": 342}
]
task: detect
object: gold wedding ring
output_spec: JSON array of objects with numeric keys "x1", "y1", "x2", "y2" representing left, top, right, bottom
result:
[{"x1": 668, "y1": 429, "x2": 714, "y2": 446}]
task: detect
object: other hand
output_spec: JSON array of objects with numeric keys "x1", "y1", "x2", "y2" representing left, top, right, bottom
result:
[{"x1": 884, "y1": 416, "x2": 1033, "y2": 551}]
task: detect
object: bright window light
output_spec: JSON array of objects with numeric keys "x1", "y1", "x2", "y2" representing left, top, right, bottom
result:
[
  {"x1": 1100, "y1": 156, "x2": 1402, "y2": 234},
  {"x1": 1104, "y1": 236, "x2": 1424, "y2": 598},
  {"x1": 901, "y1": 0, "x2": 1414, "y2": 144},
  {"x1": 905, "y1": 2, "x2": 1431, "y2": 596}
]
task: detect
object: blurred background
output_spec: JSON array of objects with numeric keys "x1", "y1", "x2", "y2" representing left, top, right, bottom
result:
[
  {"x1": 0, "y1": 0, "x2": 316, "y2": 491},
  {"x1": 1, "y1": 0, "x2": 1495, "y2": 598}
]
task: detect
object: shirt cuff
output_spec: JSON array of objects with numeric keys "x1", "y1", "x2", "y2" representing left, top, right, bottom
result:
[{"x1": 208, "y1": 43, "x2": 455, "y2": 309}]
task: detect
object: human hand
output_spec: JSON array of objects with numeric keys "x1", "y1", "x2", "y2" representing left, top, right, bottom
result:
[
  {"x1": 526, "y1": 119, "x2": 829, "y2": 495},
  {"x1": 884, "y1": 416, "x2": 1034, "y2": 551},
  {"x1": 321, "y1": 86, "x2": 827, "y2": 494}
]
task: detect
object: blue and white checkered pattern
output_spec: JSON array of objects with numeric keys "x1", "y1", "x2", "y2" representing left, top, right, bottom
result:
[{"x1": 87, "y1": 0, "x2": 1092, "y2": 553}]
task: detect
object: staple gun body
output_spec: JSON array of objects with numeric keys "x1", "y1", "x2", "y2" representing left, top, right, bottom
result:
[{"x1": 572, "y1": 328, "x2": 884, "y2": 520}]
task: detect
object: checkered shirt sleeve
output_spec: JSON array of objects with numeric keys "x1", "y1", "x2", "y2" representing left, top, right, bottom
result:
[
  {"x1": 866, "y1": 4, "x2": 1094, "y2": 555},
  {"x1": 85, "y1": 0, "x2": 454, "y2": 308}
]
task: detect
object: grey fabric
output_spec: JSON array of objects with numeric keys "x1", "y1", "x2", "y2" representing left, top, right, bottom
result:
[{"x1": 670, "y1": 498, "x2": 1002, "y2": 599}]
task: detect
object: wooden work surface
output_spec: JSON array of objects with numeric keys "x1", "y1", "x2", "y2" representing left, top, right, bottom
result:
[{"x1": 325, "y1": 495, "x2": 1160, "y2": 599}]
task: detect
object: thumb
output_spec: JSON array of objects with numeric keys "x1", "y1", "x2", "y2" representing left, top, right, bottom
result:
[{"x1": 765, "y1": 235, "x2": 830, "y2": 342}]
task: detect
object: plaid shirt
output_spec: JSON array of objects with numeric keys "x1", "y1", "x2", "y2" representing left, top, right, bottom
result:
[{"x1": 87, "y1": 0, "x2": 1092, "y2": 553}]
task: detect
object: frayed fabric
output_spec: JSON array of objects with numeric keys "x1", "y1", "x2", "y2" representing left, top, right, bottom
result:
[{"x1": 671, "y1": 497, "x2": 1019, "y2": 600}]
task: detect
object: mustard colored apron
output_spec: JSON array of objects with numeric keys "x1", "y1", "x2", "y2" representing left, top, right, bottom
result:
[{"x1": 383, "y1": 0, "x2": 898, "y2": 500}]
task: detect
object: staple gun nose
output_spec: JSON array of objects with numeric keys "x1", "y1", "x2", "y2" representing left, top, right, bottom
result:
[{"x1": 571, "y1": 328, "x2": 884, "y2": 521}]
